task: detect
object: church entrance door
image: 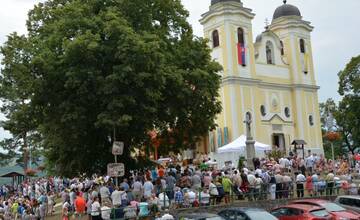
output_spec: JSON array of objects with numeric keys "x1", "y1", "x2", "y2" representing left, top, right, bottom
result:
[{"x1": 272, "y1": 133, "x2": 285, "y2": 152}]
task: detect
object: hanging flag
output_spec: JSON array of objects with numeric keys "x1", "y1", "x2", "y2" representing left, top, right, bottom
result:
[
  {"x1": 237, "y1": 43, "x2": 246, "y2": 66},
  {"x1": 217, "y1": 128, "x2": 222, "y2": 148},
  {"x1": 224, "y1": 127, "x2": 229, "y2": 145}
]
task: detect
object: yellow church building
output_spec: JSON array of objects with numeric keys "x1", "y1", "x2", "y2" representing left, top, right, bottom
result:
[{"x1": 201, "y1": 0, "x2": 324, "y2": 156}]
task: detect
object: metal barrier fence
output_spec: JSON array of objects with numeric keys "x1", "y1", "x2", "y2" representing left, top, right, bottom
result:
[{"x1": 58, "y1": 183, "x2": 357, "y2": 220}]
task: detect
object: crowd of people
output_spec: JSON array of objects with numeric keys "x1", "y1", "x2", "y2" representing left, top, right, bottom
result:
[{"x1": 1, "y1": 151, "x2": 360, "y2": 220}]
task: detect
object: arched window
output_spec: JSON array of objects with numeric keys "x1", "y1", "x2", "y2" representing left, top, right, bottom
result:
[
  {"x1": 300, "y1": 39, "x2": 305, "y2": 53},
  {"x1": 212, "y1": 30, "x2": 219, "y2": 48},
  {"x1": 309, "y1": 115, "x2": 314, "y2": 126},
  {"x1": 260, "y1": 105, "x2": 266, "y2": 116},
  {"x1": 266, "y1": 41, "x2": 275, "y2": 64},
  {"x1": 280, "y1": 40, "x2": 284, "y2": 56},
  {"x1": 285, "y1": 107, "x2": 290, "y2": 118},
  {"x1": 237, "y1": 28, "x2": 245, "y2": 45}
]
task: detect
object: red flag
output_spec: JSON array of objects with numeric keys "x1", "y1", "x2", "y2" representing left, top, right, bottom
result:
[{"x1": 237, "y1": 43, "x2": 246, "y2": 66}]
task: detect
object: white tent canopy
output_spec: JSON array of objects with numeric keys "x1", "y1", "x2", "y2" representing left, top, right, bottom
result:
[
  {"x1": 217, "y1": 135, "x2": 271, "y2": 154},
  {"x1": 210, "y1": 135, "x2": 272, "y2": 168}
]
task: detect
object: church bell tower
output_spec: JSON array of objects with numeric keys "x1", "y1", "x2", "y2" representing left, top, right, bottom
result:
[{"x1": 200, "y1": 0, "x2": 256, "y2": 146}]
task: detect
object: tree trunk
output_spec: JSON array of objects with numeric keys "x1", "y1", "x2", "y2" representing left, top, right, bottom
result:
[{"x1": 23, "y1": 132, "x2": 28, "y2": 179}]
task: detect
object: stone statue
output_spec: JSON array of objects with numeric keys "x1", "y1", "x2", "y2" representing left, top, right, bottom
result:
[
  {"x1": 244, "y1": 112, "x2": 252, "y2": 138},
  {"x1": 244, "y1": 112, "x2": 255, "y2": 169}
]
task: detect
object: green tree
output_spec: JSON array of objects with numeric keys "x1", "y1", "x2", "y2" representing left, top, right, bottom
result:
[
  {"x1": 336, "y1": 55, "x2": 360, "y2": 154},
  {"x1": 319, "y1": 99, "x2": 344, "y2": 159},
  {"x1": 1, "y1": 0, "x2": 222, "y2": 176},
  {"x1": 0, "y1": 33, "x2": 42, "y2": 171}
]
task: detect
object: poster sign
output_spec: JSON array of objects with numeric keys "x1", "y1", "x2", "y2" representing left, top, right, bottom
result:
[
  {"x1": 107, "y1": 163, "x2": 125, "y2": 177},
  {"x1": 112, "y1": 141, "x2": 124, "y2": 155}
]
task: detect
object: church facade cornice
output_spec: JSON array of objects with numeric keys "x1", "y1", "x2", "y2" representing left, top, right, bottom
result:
[
  {"x1": 270, "y1": 17, "x2": 314, "y2": 32},
  {"x1": 221, "y1": 76, "x2": 320, "y2": 91},
  {"x1": 261, "y1": 114, "x2": 293, "y2": 125}
]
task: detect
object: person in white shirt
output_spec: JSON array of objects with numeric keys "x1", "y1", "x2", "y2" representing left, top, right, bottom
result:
[
  {"x1": 187, "y1": 190, "x2": 196, "y2": 204},
  {"x1": 99, "y1": 184, "x2": 111, "y2": 205},
  {"x1": 349, "y1": 183, "x2": 358, "y2": 195},
  {"x1": 305, "y1": 155, "x2": 315, "y2": 174},
  {"x1": 91, "y1": 197, "x2": 101, "y2": 220},
  {"x1": 143, "y1": 179, "x2": 154, "y2": 199},
  {"x1": 254, "y1": 174, "x2": 263, "y2": 201},
  {"x1": 111, "y1": 186, "x2": 121, "y2": 207},
  {"x1": 100, "y1": 202, "x2": 112, "y2": 220},
  {"x1": 296, "y1": 172, "x2": 306, "y2": 198},
  {"x1": 312, "y1": 173, "x2": 319, "y2": 196},
  {"x1": 158, "y1": 192, "x2": 170, "y2": 209},
  {"x1": 355, "y1": 162, "x2": 360, "y2": 174},
  {"x1": 132, "y1": 178, "x2": 143, "y2": 201},
  {"x1": 247, "y1": 173, "x2": 256, "y2": 201},
  {"x1": 208, "y1": 182, "x2": 218, "y2": 205},
  {"x1": 200, "y1": 189, "x2": 210, "y2": 206}
]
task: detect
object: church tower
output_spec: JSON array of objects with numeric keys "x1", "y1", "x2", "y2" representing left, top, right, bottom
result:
[
  {"x1": 200, "y1": 0, "x2": 255, "y2": 150},
  {"x1": 269, "y1": 0, "x2": 323, "y2": 150},
  {"x1": 200, "y1": 0, "x2": 255, "y2": 78}
]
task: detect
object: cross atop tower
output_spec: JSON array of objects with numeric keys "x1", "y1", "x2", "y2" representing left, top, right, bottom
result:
[
  {"x1": 264, "y1": 18, "x2": 269, "y2": 29},
  {"x1": 283, "y1": 0, "x2": 287, "y2": 4}
]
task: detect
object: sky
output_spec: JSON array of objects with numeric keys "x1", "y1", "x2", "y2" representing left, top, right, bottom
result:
[{"x1": 0, "y1": 0, "x2": 359, "y2": 102}]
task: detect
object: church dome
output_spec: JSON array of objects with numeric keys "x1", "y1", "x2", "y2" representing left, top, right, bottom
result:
[
  {"x1": 211, "y1": 0, "x2": 241, "y2": 6},
  {"x1": 273, "y1": 2, "x2": 301, "y2": 20}
]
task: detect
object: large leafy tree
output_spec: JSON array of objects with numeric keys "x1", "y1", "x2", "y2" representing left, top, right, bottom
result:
[
  {"x1": 336, "y1": 55, "x2": 360, "y2": 154},
  {"x1": 0, "y1": 0, "x2": 222, "y2": 176}
]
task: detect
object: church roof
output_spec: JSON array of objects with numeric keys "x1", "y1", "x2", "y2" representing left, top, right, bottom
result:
[
  {"x1": 273, "y1": 1, "x2": 301, "y2": 20},
  {"x1": 291, "y1": 140, "x2": 307, "y2": 145},
  {"x1": 211, "y1": 0, "x2": 241, "y2": 6}
]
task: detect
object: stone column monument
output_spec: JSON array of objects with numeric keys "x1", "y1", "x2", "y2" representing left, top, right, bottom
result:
[{"x1": 244, "y1": 112, "x2": 256, "y2": 170}]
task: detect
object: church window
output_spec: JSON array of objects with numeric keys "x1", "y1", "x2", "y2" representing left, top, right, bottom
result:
[
  {"x1": 309, "y1": 115, "x2": 314, "y2": 126},
  {"x1": 300, "y1": 39, "x2": 306, "y2": 53},
  {"x1": 212, "y1": 30, "x2": 219, "y2": 48},
  {"x1": 266, "y1": 41, "x2": 275, "y2": 64},
  {"x1": 237, "y1": 28, "x2": 245, "y2": 45},
  {"x1": 260, "y1": 105, "x2": 266, "y2": 116},
  {"x1": 285, "y1": 107, "x2": 290, "y2": 118},
  {"x1": 280, "y1": 40, "x2": 284, "y2": 56}
]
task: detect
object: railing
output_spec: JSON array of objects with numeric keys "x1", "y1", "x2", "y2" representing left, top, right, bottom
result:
[{"x1": 51, "y1": 182, "x2": 357, "y2": 220}]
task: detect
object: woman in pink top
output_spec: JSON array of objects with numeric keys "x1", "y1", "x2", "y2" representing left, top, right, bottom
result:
[{"x1": 305, "y1": 175, "x2": 313, "y2": 196}]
